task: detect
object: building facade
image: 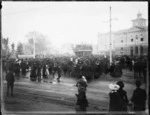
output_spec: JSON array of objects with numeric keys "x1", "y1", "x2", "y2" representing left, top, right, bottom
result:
[
  {"x1": 73, "y1": 44, "x2": 93, "y2": 57},
  {"x1": 98, "y1": 12, "x2": 148, "y2": 56},
  {"x1": 97, "y1": 32, "x2": 115, "y2": 56}
]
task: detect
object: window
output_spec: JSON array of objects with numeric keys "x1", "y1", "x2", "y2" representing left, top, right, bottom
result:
[
  {"x1": 141, "y1": 38, "x2": 144, "y2": 41},
  {"x1": 140, "y1": 46, "x2": 143, "y2": 55},
  {"x1": 135, "y1": 46, "x2": 138, "y2": 55},
  {"x1": 130, "y1": 47, "x2": 133, "y2": 56},
  {"x1": 131, "y1": 39, "x2": 133, "y2": 42},
  {"x1": 120, "y1": 47, "x2": 123, "y2": 54}
]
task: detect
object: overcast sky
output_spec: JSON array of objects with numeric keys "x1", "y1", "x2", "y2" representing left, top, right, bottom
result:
[{"x1": 2, "y1": 1, "x2": 148, "y2": 49}]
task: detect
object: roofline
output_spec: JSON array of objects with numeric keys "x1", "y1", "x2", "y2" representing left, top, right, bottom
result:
[
  {"x1": 99, "y1": 26, "x2": 148, "y2": 35},
  {"x1": 113, "y1": 26, "x2": 148, "y2": 34},
  {"x1": 131, "y1": 18, "x2": 146, "y2": 21}
]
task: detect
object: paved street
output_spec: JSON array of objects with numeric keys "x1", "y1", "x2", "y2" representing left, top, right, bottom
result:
[{"x1": 2, "y1": 69, "x2": 148, "y2": 114}]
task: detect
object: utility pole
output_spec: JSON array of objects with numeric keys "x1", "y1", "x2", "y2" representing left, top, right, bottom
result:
[
  {"x1": 33, "y1": 32, "x2": 35, "y2": 58},
  {"x1": 125, "y1": 32, "x2": 128, "y2": 55},
  {"x1": 102, "y1": 6, "x2": 118, "y2": 65},
  {"x1": 109, "y1": 6, "x2": 112, "y2": 64}
]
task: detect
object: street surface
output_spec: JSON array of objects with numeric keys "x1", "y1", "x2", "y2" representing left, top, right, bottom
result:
[{"x1": 2, "y1": 69, "x2": 148, "y2": 114}]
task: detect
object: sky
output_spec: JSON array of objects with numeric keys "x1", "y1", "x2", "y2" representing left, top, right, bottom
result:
[{"x1": 2, "y1": 1, "x2": 148, "y2": 50}]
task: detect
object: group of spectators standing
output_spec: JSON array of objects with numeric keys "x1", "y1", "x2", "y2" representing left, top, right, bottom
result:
[
  {"x1": 109, "y1": 80, "x2": 147, "y2": 112},
  {"x1": 2, "y1": 54, "x2": 148, "y2": 113},
  {"x1": 110, "y1": 55, "x2": 147, "y2": 82},
  {"x1": 2, "y1": 55, "x2": 110, "y2": 82},
  {"x1": 2, "y1": 55, "x2": 148, "y2": 86},
  {"x1": 75, "y1": 76, "x2": 147, "y2": 113}
]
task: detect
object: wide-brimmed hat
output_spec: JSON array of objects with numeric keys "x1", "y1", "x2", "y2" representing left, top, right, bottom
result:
[
  {"x1": 82, "y1": 76, "x2": 87, "y2": 82},
  {"x1": 109, "y1": 83, "x2": 120, "y2": 90}
]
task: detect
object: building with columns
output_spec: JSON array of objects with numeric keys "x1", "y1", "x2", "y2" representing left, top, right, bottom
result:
[{"x1": 98, "y1": 12, "x2": 148, "y2": 56}]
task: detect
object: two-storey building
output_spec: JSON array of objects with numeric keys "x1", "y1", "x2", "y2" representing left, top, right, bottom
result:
[{"x1": 98, "y1": 12, "x2": 148, "y2": 56}]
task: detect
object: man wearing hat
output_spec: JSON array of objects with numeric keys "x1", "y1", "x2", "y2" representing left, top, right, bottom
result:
[
  {"x1": 6, "y1": 68, "x2": 15, "y2": 96},
  {"x1": 131, "y1": 80, "x2": 147, "y2": 111}
]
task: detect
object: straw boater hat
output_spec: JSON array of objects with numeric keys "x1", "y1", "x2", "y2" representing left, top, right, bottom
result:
[{"x1": 109, "y1": 83, "x2": 120, "y2": 91}]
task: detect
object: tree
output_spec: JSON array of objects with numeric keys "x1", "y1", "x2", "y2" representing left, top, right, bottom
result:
[
  {"x1": 25, "y1": 31, "x2": 51, "y2": 56},
  {"x1": 2, "y1": 38, "x2": 10, "y2": 58},
  {"x1": 28, "y1": 37, "x2": 34, "y2": 44},
  {"x1": 17, "y1": 42, "x2": 23, "y2": 55},
  {"x1": 11, "y1": 43, "x2": 15, "y2": 50}
]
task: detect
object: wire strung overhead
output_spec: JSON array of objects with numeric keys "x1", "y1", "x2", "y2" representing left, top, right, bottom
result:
[{"x1": 2, "y1": 5, "x2": 52, "y2": 16}]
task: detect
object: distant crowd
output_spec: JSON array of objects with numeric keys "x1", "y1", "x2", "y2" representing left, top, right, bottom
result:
[{"x1": 2, "y1": 55, "x2": 148, "y2": 82}]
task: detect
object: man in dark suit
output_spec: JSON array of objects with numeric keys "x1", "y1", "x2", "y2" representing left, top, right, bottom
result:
[
  {"x1": 131, "y1": 80, "x2": 147, "y2": 111},
  {"x1": 6, "y1": 68, "x2": 15, "y2": 96}
]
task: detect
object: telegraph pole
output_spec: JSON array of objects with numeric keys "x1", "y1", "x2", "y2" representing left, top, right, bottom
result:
[
  {"x1": 109, "y1": 6, "x2": 112, "y2": 64},
  {"x1": 33, "y1": 32, "x2": 35, "y2": 58},
  {"x1": 102, "y1": 6, "x2": 118, "y2": 65}
]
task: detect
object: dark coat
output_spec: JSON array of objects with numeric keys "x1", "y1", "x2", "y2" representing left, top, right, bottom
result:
[
  {"x1": 6, "y1": 71, "x2": 14, "y2": 84},
  {"x1": 117, "y1": 89, "x2": 129, "y2": 111},
  {"x1": 76, "y1": 93, "x2": 88, "y2": 108},
  {"x1": 131, "y1": 87, "x2": 147, "y2": 111},
  {"x1": 14, "y1": 63, "x2": 20, "y2": 74},
  {"x1": 109, "y1": 91, "x2": 121, "y2": 111},
  {"x1": 109, "y1": 63, "x2": 115, "y2": 77},
  {"x1": 30, "y1": 65, "x2": 37, "y2": 79},
  {"x1": 115, "y1": 63, "x2": 122, "y2": 77}
]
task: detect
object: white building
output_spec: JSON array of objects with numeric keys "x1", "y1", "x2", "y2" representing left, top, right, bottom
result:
[{"x1": 98, "y1": 12, "x2": 148, "y2": 56}]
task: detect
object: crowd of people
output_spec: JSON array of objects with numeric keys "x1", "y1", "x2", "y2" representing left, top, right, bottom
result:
[
  {"x1": 2, "y1": 54, "x2": 148, "y2": 113},
  {"x1": 2, "y1": 55, "x2": 148, "y2": 82}
]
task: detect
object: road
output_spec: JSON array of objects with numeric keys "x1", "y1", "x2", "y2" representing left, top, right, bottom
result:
[{"x1": 1, "y1": 69, "x2": 148, "y2": 114}]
